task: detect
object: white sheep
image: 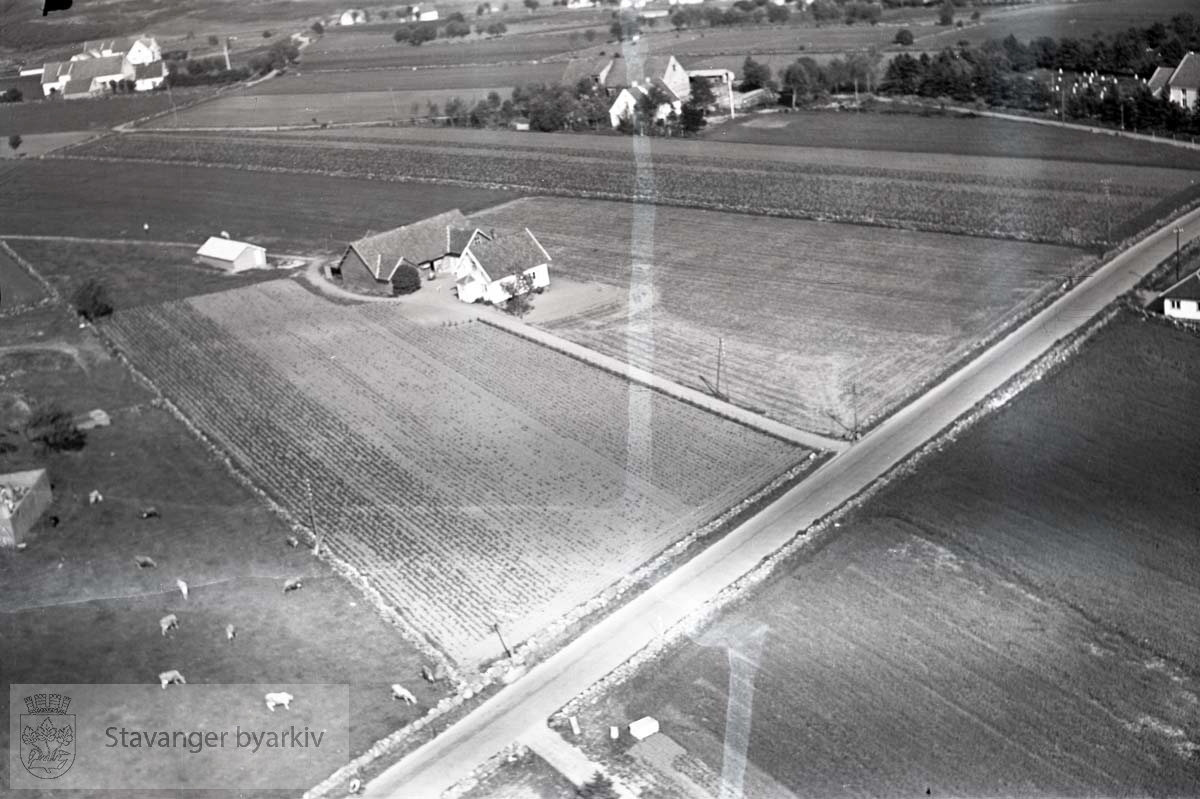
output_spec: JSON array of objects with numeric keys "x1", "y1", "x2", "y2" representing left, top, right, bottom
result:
[
  {"x1": 159, "y1": 613, "x2": 179, "y2": 636},
  {"x1": 390, "y1": 683, "x2": 416, "y2": 704},
  {"x1": 225, "y1": 624, "x2": 237, "y2": 642},
  {"x1": 158, "y1": 669, "x2": 186, "y2": 689},
  {"x1": 282, "y1": 577, "x2": 303, "y2": 594},
  {"x1": 176, "y1": 579, "x2": 189, "y2": 600},
  {"x1": 264, "y1": 691, "x2": 293, "y2": 711},
  {"x1": 285, "y1": 536, "x2": 299, "y2": 548},
  {"x1": 134, "y1": 555, "x2": 157, "y2": 569}
]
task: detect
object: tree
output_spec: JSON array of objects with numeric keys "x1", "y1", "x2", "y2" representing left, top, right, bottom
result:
[
  {"x1": 207, "y1": 34, "x2": 220, "y2": 46},
  {"x1": 740, "y1": 56, "x2": 774, "y2": 91},
  {"x1": 71, "y1": 279, "x2": 113, "y2": 321},
  {"x1": 23, "y1": 402, "x2": 85, "y2": 452},
  {"x1": 766, "y1": 4, "x2": 789, "y2": 23},
  {"x1": 937, "y1": 0, "x2": 953, "y2": 27},
  {"x1": 893, "y1": 28, "x2": 913, "y2": 46},
  {"x1": 392, "y1": 264, "x2": 422, "y2": 294},
  {"x1": 500, "y1": 269, "x2": 535, "y2": 316},
  {"x1": 584, "y1": 28, "x2": 597, "y2": 41},
  {"x1": 7, "y1": 134, "x2": 21, "y2": 151},
  {"x1": 577, "y1": 772, "x2": 618, "y2": 799},
  {"x1": 0, "y1": 88, "x2": 22, "y2": 102},
  {"x1": 680, "y1": 99, "x2": 706, "y2": 134},
  {"x1": 690, "y1": 78, "x2": 716, "y2": 108},
  {"x1": 311, "y1": 21, "x2": 325, "y2": 34},
  {"x1": 524, "y1": 0, "x2": 539, "y2": 10},
  {"x1": 262, "y1": 30, "x2": 274, "y2": 38}
]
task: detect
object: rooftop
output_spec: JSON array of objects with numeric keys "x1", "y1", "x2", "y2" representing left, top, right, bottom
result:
[
  {"x1": 349, "y1": 209, "x2": 468, "y2": 277},
  {"x1": 466, "y1": 228, "x2": 550, "y2": 281},
  {"x1": 1169, "y1": 52, "x2": 1200, "y2": 90}
]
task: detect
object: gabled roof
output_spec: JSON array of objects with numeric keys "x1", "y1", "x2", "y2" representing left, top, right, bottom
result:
[
  {"x1": 1169, "y1": 52, "x2": 1200, "y2": 91},
  {"x1": 448, "y1": 226, "x2": 476, "y2": 255},
  {"x1": 562, "y1": 56, "x2": 613, "y2": 87},
  {"x1": 607, "y1": 55, "x2": 678, "y2": 88},
  {"x1": 63, "y1": 80, "x2": 94, "y2": 96},
  {"x1": 347, "y1": 209, "x2": 467, "y2": 278},
  {"x1": 81, "y1": 37, "x2": 131, "y2": 54},
  {"x1": 134, "y1": 62, "x2": 166, "y2": 80},
  {"x1": 66, "y1": 55, "x2": 129, "y2": 82},
  {"x1": 41, "y1": 61, "x2": 69, "y2": 84},
  {"x1": 1158, "y1": 270, "x2": 1200, "y2": 303},
  {"x1": 465, "y1": 227, "x2": 550, "y2": 283},
  {"x1": 197, "y1": 237, "x2": 262, "y2": 261},
  {"x1": 1147, "y1": 66, "x2": 1173, "y2": 94}
]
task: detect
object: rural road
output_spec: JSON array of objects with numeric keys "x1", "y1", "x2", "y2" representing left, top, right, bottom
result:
[{"x1": 363, "y1": 209, "x2": 1200, "y2": 799}]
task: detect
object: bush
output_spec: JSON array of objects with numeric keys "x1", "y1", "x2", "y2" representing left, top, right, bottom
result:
[
  {"x1": 311, "y1": 21, "x2": 325, "y2": 34},
  {"x1": 24, "y1": 402, "x2": 85, "y2": 452},
  {"x1": 207, "y1": 35, "x2": 219, "y2": 46},
  {"x1": 392, "y1": 265, "x2": 422, "y2": 295},
  {"x1": 577, "y1": 772, "x2": 618, "y2": 799},
  {"x1": 8, "y1": 134, "x2": 21, "y2": 151},
  {"x1": 0, "y1": 88, "x2": 22, "y2": 102},
  {"x1": 766, "y1": 4, "x2": 789, "y2": 23},
  {"x1": 894, "y1": 28, "x2": 913, "y2": 46},
  {"x1": 71, "y1": 279, "x2": 113, "y2": 321}
]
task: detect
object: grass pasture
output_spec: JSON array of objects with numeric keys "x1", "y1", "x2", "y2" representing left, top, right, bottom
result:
[
  {"x1": 3, "y1": 239, "x2": 289, "y2": 310},
  {"x1": 0, "y1": 90, "x2": 213, "y2": 136},
  {"x1": 474, "y1": 197, "x2": 1086, "y2": 436},
  {"x1": 712, "y1": 108, "x2": 1200, "y2": 170},
  {"x1": 249, "y1": 63, "x2": 565, "y2": 96},
  {"x1": 301, "y1": 30, "x2": 588, "y2": 70},
  {"x1": 0, "y1": 158, "x2": 518, "y2": 252},
  {"x1": 574, "y1": 313, "x2": 1200, "y2": 797},
  {"x1": 71, "y1": 128, "x2": 1199, "y2": 245},
  {"x1": 0, "y1": 245, "x2": 44, "y2": 310},
  {"x1": 103, "y1": 280, "x2": 813, "y2": 664},
  {"x1": 144, "y1": 88, "x2": 512, "y2": 127},
  {"x1": 0, "y1": 307, "x2": 445, "y2": 798}
]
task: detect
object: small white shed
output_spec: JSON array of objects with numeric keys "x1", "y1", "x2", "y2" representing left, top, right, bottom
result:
[{"x1": 196, "y1": 237, "x2": 267, "y2": 272}]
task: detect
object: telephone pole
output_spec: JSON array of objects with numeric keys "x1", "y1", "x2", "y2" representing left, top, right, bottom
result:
[
  {"x1": 305, "y1": 476, "x2": 323, "y2": 556},
  {"x1": 715, "y1": 337, "x2": 724, "y2": 397}
]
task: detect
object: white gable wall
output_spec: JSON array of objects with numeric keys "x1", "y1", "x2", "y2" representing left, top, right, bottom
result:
[{"x1": 1164, "y1": 297, "x2": 1200, "y2": 320}]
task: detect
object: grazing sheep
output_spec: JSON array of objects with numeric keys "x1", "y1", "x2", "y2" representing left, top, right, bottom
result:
[
  {"x1": 140, "y1": 507, "x2": 160, "y2": 519},
  {"x1": 88, "y1": 489, "x2": 103, "y2": 504},
  {"x1": 158, "y1": 669, "x2": 186, "y2": 689},
  {"x1": 134, "y1": 555, "x2": 157, "y2": 569},
  {"x1": 176, "y1": 579, "x2": 188, "y2": 600},
  {"x1": 264, "y1": 691, "x2": 293, "y2": 711},
  {"x1": 421, "y1": 663, "x2": 448, "y2": 683},
  {"x1": 282, "y1": 578, "x2": 303, "y2": 594},
  {"x1": 159, "y1": 613, "x2": 179, "y2": 637},
  {"x1": 390, "y1": 683, "x2": 416, "y2": 704},
  {"x1": 225, "y1": 624, "x2": 237, "y2": 642},
  {"x1": 285, "y1": 536, "x2": 299, "y2": 548}
]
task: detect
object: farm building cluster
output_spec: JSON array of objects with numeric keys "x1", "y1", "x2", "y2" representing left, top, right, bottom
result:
[
  {"x1": 1146, "y1": 52, "x2": 1200, "y2": 110},
  {"x1": 337, "y1": 4, "x2": 439, "y2": 25},
  {"x1": 561, "y1": 54, "x2": 735, "y2": 128},
  {"x1": 332, "y1": 210, "x2": 551, "y2": 303},
  {"x1": 27, "y1": 36, "x2": 166, "y2": 98}
]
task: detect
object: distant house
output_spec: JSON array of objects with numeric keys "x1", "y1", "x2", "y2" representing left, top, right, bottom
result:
[
  {"x1": 451, "y1": 227, "x2": 551, "y2": 304},
  {"x1": 333, "y1": 210, "x2": 468, "y2": 296},
  {"x1": 1167, "y1": 52, "x2": 1200, "y2": 110},
  {"x1": 1158, "y1": 269, "x2": 1200, "y2": 321},
  {"x1": 608, "y1": 81, "x2": 683, "y2": 127},
  {"x1": 417, "y1": 5, "x2": 440, "y2": 21},
  {"x1": 196, "y1": 237, "x2": 268, "y2": 272},
  {"x1": 563, "y1": 54, "x2": 690, "y2": 127},
  {"x1": 41, "y1": 55, "x2": 134, "y2": 98},
  {"x1": 1146, "y1": 65, "x2": 1173, "y2": 97},
  {"x1": 339, "y1": 9, "x2": 368, "y2": 25},
  {"x1": 134, "y1": 61, "x2": 167, "y2": 92}
]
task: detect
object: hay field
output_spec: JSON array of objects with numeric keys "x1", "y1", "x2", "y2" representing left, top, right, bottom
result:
[
  {"x1": 575, "y1": 312, "x2": 1200, "y2": 797},
  {"x1": 247, "y1": 63, "x2": 563, "y2": 95},
  {"x1": 474, "y1": 196, "x2": 1087, "y2": 435},
  {"x1": 104, "y1": 280, "x2": 813, "y2": 664}
]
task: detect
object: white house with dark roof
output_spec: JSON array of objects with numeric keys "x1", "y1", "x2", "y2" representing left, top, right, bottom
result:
[
  {"x1": 1167, "y1": 52, "x2": 1200, "y2": 110},
  {"x1": 451, "y1": 227, "x2": 551, "y2": 304},
  {"x1": 563, "y1": 54, "x2": 689, "y2": 128},
  {"x1": 74, "y1": 36, "x2": 161, "y2": 65},
  {"x1": 1158, "y1": 269, "x2": 1200, "y2": 321},
  {"x1": 41, "y1": 55, "x2": 133, "y2": 97},
  {"x1": 134, "y1": 61, "x2": 167, "y2": 91}
]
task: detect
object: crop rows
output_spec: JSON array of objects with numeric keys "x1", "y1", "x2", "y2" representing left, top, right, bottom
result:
[
  {"x1": 105, "y1": 281, "x2": 804, "y2": 663},
  {"x1": 65, "y1": 133, "x2": 1176, "y2": 244}
]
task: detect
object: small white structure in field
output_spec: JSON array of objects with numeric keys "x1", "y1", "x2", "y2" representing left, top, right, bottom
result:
[
  {"x1": 196, "y1": 237, "x2": 267, "y2": 272},
  {"x1": 1159, "y1": 269, "x2": 1200, "y2": 321},
  {"x1": 628, "y1": 716, "x2": 659, "y2": 741}
]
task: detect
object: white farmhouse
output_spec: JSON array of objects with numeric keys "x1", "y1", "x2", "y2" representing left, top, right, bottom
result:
[
  {"x1": 134, "y1": 62, "x2": 167, "y2": 91},
  {"x1": 339, "y1": 9, "x2": 368, "y2": 25},
  {"x1": 452, "y1": 227, "x2": 551, "y2": 304},
  {"x1": 1159, "y1": 270, "x2": 1200, "y2": 321},
  {"x1": 608, "y1": 81, "x2": 682, "y2": 127},
  {"x1": 74, "y1": 36, "x2": 161, "y2": 65},
  {"x1": 41, "y1": 55, "x2": 134, "y2": 98},
  {"x1": 196, "y1": 237, "x2": 268, "y2": 272},
  {"x1": 417, "y1": 5, "x2": 440, "y2": 21},
  {"x1": 1167, "y1": 52, "x2": 1200, "y2": 110}
]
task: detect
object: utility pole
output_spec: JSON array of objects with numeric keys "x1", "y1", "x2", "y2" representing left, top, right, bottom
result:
[
  {"x1": 305, "y1": 476, "x2": 323, "y2": 556},
  {"x1": 223, "y1": 37, "x2": 232, "y2": 71},
  {"x1": 851, "y1": 382, "x2": 859, "y2": 441},
  {"x1": 715, "y1": 336, "x2": 724, "y2": 397},
  {"x1": 1101, "y1": 179, "x2": 1112, "y2": 243},
  {"x1": 493, "y1": 622, "x2": 512, "y2": 659},
  {"x1": 728, "y1": 78, "x2": 735, "y2": 120},
  {"x1": 1175, "y1": 225, "x2": 1184, "y2": 284}
]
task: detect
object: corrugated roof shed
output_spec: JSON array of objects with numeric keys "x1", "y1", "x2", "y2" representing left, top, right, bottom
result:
[
  {"x1": 466, "y1": 228, "x2": 550, "y2": 282},
  {"x1": 197, "y1": 237, "x2": 260, "y2": 261}
]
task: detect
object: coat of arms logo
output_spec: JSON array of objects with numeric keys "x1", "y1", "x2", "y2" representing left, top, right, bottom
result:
[{"x1": 20, "y1": 693, "x2": 75, "y2": 779}]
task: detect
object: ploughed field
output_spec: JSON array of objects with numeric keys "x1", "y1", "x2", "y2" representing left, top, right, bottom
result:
[
  {"x1": 577, "y1": 313, "x2": 1200, "y2": 796},
  {"x1": 63, "y1": 127, "x2": 1200, "y2": 245},
  {"x1": 104, "y1": 281, "x2": 812, "y2": 664},
  {"x1": 474, "y1": 197, "x2": 1086, "y2": 435}
]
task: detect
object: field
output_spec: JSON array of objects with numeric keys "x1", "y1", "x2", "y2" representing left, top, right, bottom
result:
[
  {"x1": 300, "y1": 30, "x2": 590, "y2": 71},
  {"x1": 103, "y1": 280, "x2": 812, "y2": 663},
  {"x1": 474, "y1": 197, "x2": 1086, "y2": 435},
  {"x1": 144, "y1": 88, "x2": 512, "y2": 127},
  {"x1": 922, "y1": 0, "x2": 1200, "y2": 49},
  {"x1": 65, "y1": 127, "x2": 1200, "y2": 245},
  {"x1": 0, "y1": 90, "x2": 215, "y2": 135},
  {"x1": 573, "y1": 312, "x2": 1200, "y2": 797},
  {"x1": 712, "y1": 108, "x2": 1200, "y2": 169},
  {"x1": 0, "y1": 158, "x2": 518, "y2": 252},
  {"x1": 3, "y1": 239, "x2": 290, "y2": 309},
  {"x1": 249, "y1": 63, "x2": 565, "y2": 95},
  {"x1": 0, "y1": 244, "x2": 44, "y2": 310},
  {"x1": 0, "y1": 307, "x2": 446, "y2": 798}
]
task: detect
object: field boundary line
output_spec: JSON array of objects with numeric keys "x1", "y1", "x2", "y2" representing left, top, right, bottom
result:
[
  {"x1": 1, "y1": 235, "x2": 198, "y2": 247},
  {"x1": 1, "y1": 239, "x2": 60, "y2": 301},
  {"x1": 479, "y1": 313, "x2": 847, "y2": 452}
]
